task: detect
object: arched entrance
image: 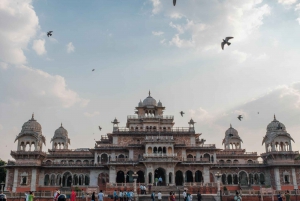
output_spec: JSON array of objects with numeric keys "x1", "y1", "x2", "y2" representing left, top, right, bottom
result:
[
  {"x1": 137, "y1": 171, "x2": 145, "y2": 183},
  {"x1": 239, "y1": 171, "x2": 248, "y2": 186},
  {"x1": 126, "y1": 171, "x2": 134, "y2": 183},
  {"x1": 148, "y1": 172, "x2": 152, "y2": 184},
  {"x1": 195, "y1": 170, "x2": 203, "y2": 182},
  {"x1": 116, "y1": 171, "x2": 125, "y2": 183},
  {"x1": 185, "y1": 171, "x2": 193, "y2": 182},
  {"x1": 62, "y1": 172, "x2": 72, "y2": 187},
  {"x1": 98, "y1": 173, "x2": 109, "y2": 189},
  {"x1": 154, "y1": 168, "x2": 166, "y2": 185},
  {"x1": 175, "y1": 170, "x2": 183, "y2": 186},
  {"x1": 101, "y1": 154, "x2": 108, "y2": 163}
]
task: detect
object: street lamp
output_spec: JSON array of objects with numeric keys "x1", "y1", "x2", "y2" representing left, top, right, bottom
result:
[
  {"x1": 132, "y1": 172, "x2": 138, "y2": 200},
  {"x1": 215, "y1": 172, "x2": 222, "y2": 201}
]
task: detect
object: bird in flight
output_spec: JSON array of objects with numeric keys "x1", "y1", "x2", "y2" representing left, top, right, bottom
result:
[
  {"x1": 180, "y1": 111, "x2": 184, "y2": 117},
  {"x1": 221, "y1": 37, "x2": 234, "y2": 50},
  {"x1": 47, "y1": 31, "x2": 53, "y2": 37},
  {"x1": 237, "y1": 115, "x2": 243, "y2": 121},
  {"x1": 92, "y1": 69, "x2": 95, "y2": 71},
  {"x1": 173, "y1": 0, "x2": 176, "y2": 6},
  {"x1": 99, "y1": 126, "x2": 102, "y2": 131}
]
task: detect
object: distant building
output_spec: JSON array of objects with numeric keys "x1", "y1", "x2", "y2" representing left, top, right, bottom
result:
[{"x1": 4, "y1": 92, "x2": 300, "y2": 192}]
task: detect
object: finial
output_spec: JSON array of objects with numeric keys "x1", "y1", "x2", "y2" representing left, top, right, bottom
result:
[
  {"x1": 149, "y1": 90, "x2": 151, "y2": 96},
  {"x1": 230, "y1": 124, "x2": 232, "y2": 128},
  {"x1": 61, "y1": 122, "x2": 63, "y2": 127},
  {"x1": 31, "y1": 113, "x2": 34, "y2": 120},
  {"x1": 274, "y1": 114, "x2": 276, "y2": 120}
]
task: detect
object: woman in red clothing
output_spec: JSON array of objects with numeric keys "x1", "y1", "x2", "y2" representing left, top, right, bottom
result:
[{"x1": 71, "y1": 189, "x2": 76, "y2": 201}]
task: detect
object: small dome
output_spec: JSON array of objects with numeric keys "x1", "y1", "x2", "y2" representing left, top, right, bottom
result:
[
  {"x1": 138, "y1": 100, "x2": 143, "y2": 107},
  {"x1": 21, "y1": 114, "x2": 42, "y2": 134},
  {"x1": 54, "y1": 123, "x2": 68, "y2": 137},
  {"x1": 157, "y1": 100, "x2": 162, "y2": 107},
  {"x1": 267, "y1": 115, "x2": 286, "y2": 132},
  {"x1": 225, "y1": 124, "x2": 238, "y2": 137}
]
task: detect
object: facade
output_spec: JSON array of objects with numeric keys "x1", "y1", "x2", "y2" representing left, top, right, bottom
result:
[{"x1": 4, "y1": 92, "x2": 300, "y2": 193}]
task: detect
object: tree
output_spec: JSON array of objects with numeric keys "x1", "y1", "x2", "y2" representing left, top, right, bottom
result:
[{"x1": 0, "y1": 159, "x2": 7, "y2": 183}]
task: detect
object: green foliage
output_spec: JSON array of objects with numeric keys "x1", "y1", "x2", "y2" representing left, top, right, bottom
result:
[{"x1": 0, "y1": 159, "x2": 7, "y2": 183}]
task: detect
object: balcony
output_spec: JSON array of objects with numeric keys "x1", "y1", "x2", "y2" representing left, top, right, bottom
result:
[
  {"x1": 175, "y1": 144, "x2": 216, "y2": 148},
  {"x1": 127, "y1": 115, "x2": 174, "y2": 120},
  {"x1": 143, "y1": 153, "x2": 177, "y2": 158},
  {"x1": 216, "y1": 150, "x2": 257, "y2": 156},
  {"x1": 144, "y1": 135, "x2": 175, "y2": 142},
  {"x1": 113, "y1": 127, "x2": 194, "y2": 134}
]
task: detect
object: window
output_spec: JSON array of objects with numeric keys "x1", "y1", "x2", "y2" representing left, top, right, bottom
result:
[
  {"x1": 21, "y1": 176, "x2": 27, "y2": 185},
  {"x1": 284, "y1": 175, "x2": 289, "y2": 183}
]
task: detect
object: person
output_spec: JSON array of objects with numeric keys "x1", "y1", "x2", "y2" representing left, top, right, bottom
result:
[
  {"x1": 190, "y1": 194, "x2": 193, "y2": 201},
  {"x1": 55, "y1": 190, "x2": 61, "y2": 201},
  {"x1": 158, "y1": 177, "x2": 163, "y2": 186},
  {"x1": 282, "y1": 192, "x2": 286, "y2": 201},
  {"x1": 151, "y1": 191, "x2": 155, "y2": 201},
  {"x1": 168, "y1": 192, "x2": 173, "y2": 201},
  {"x1": 155, "y1": 178, "x2": 158, "y2": 186},
  {"x1": 98, "y1": 190, "x2": 104, "y2": 201},
  {"x1": 71, "y1": 189, "x2": 76, "y2": 201},
  {"x1": 183, "y1": 190, "x2": 187, "y2": 201},
  {"x1": 158, "y1": 191, "x2": 162, "y2": 201},
  {"x1": 92, "y1": 192, "x2": 96, "y2": 201},
  {"x1": 186, "y1": 193, "x2": 191, "y2": 201},
  {"x1": 144, "y1": 185, "x2": 147, "y2": 194},
  {"x1": 277, "y1": 192, "x2": 282, "y2": 201},
  {"x1": 113, "y1": 190, "x2": 118, "y2": 201},
  {"x1": 0, "y1": 192, "x2": 7, "y2": 201},
  {"x1": 172, "y1": 192, "x2": 176, "y2": 201},
  {"x1": 53, "y1": 190, "x2": 58, "y2": 201},
  {"x1": 119, "y1": 190, "x2": 123, "y2": 201},
  {"x1": 25, "y1": 191, "x2": 29, "y2": 201},
  {"x1": 123, "y1": 190, "x2": 127, "y2": 201},
  {"x1": 197, "y1": 191, "x2": 202, "y2": 201},
  {"x1": 129, "y1": 190, "x2": 134, "y2": 201},
  {"x1": 234, "y1": 192, "x2": 242, "y2": 201},
  {"x1": 28, "y1": 191, "x2": 34, "y2": 201},
  {"x1": 285, "y1": 191, "x2": 291, "y2": 201}
]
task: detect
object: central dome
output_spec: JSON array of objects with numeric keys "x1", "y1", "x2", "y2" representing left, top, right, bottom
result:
[
  {"x1": 142, "y1": 91, "x2": 157, "y2": 106},
  {"x1": 21, "y1": 114, "x2": 42, "y2": 134},
  {"x1": 225, "y1": 124, "x2": 238, "y2": 137}
]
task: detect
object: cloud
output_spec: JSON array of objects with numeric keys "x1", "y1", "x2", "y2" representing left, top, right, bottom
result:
[
  {"x1": 0, "y1": 62, "x2": 8, "y2": 70},
  {"x1": 150, "y1": 0, "x2": 162, "y2": 14},
  {"x1": 84, "y1": 111, "x2": 100, "y2": 117},
  {"x1": 67, "y1": 42, "x2": 75, "y2": 53},
  {"x1": 278, "y1": 0, "x2": 297, "y2": 5},
  {"x1": 0, "y1": 65, "x2": 89, "y2": 108},
  {"x1": 0, "y1": 0, "x2": 39, "y2": 64},
  {"x1": 152, "y1": 31, "x2": 164, "y2": 36},
  {"x1": 32, "y1": 39, "x2": 46, "y2": 55},
  {"x1": 0, "y1": 124, "x2": 3, "y2": 130},
  {"x1": 232, "y1": 50, "x2": 249, "y2": 63},
  {"x1": 170, "y1": 13, "x2": 184, "y2": 19}
]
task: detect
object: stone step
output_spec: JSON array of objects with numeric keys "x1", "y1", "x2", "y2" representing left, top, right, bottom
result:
[{"x1": 137, "y1": 194, "x2": 215, "y2": 201}]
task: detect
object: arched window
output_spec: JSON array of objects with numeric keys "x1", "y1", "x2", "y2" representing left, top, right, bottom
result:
[{"x1": 44, "y1": 175, "x2": 50, "y2": 186}]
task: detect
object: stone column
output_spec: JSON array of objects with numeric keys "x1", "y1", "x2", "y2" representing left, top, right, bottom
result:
[
  {"x1": 289, "y1": 142, "x2": 293, "y2": 151},
  {"x1": 271, "y1": 143, "x2": 276, "y2": 152},
  {"x1": 292, "y1": 168, "x2": 297, "y2": 189},
  {"x1": 274, "y1": 168, "x2": 281, "y2": 190},
  {"x1": 109, "y1": 167, "x2": 116, "y2": 184},
  {"x1": 31, "y1": 169, "x2": 37, "y2": 191},
  {"x1": 213, "y1": 153, "x2": 217, "y2": 164},
  {"x1": 203, "y1": 166, "x2": 210, "y2": 185},
  {"x1": 4, "y1": 169, "x2": 9, "y2": 191},
  {"x1": 94, "y1": 153, "x2": 97, "y2": 164},
  {"x1": 12, "y1": 169, "x2": 18, "y2": 193}
]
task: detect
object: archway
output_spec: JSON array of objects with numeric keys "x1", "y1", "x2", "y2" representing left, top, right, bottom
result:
[
  {"x1": 185, "y1": 170, "x2": 193, "y2": 182},
  {"x1": 195, "y1": 170, "x2": 203, "y2": 182},
  {"x1": 154, "y1": 147, "x2": 158, "y2": 153},
  {"x1": 155, "y1": 168, "x2": 166, "y2": 185},
  {"x1": 137, "y1": 171, "x2": 145, "y2": 183},
  {"x1": 227, "y1": 175, "x2": 233, "y2": 184},
  {"x1": 98, "y1": 173, "x2": 109, "y2": 189},
  {"x1": 116, "y1": 171, "x2": 125, "y2": 183},
  {"x1": 148, "y1": 147, "x2": 152, "y2": 154},
  {"x1": 148, "y1": 172, "x2": 152, "y2": 184},
  {"x1": 168, "y1": 147, "x2": 172, "y2": 154},
  {"x1": 62, "y1": 172, "x2": 72, "y2": 187},
  {"x1": 169, "y1": 172, "x2": 173, "y2": 184},
  {"x1": 239, "y1": 171, "x2": 248, "y2": 186},
  {"x1": 203, "y1": 153, "x2": 210, "y2": 162},
  {"x1": 126, "y1": 171, "x2": 134, "y2": 183},
  {"x1": 175, "y1": 170, "x2": 183, "y2": 186},
  {"x1": 101, "y1": 154, "x2": 108, "y2": 163},
  {"x1": 222, "y1": 174, "x2": 226, "y2": 184}
]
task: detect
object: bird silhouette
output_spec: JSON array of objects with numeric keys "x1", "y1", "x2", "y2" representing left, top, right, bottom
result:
[
  {"x1": 173, "y1": 0, "x2": 176, "y2": 6},
  {"x1": 237, "y1": 115, "x2": 243, "y2": 121},
  {"x1": 47, "y1": 31, "x2": 53, "y2": 37},
  {"x1": 99, "y1": 126, "x2": 102, "y2": 131},
  {"x1": 180, "y1": 111, "x2": 184, "y2": 117},
  {"x1": 258, "y1": 112, "x2": 259, "y2": 114},
  {"x1": 221, "y1": 37, "x2": 234, "y2": 50},
  {"x1": 92, "y1": 69, "x2": 95, "y2": 71}
]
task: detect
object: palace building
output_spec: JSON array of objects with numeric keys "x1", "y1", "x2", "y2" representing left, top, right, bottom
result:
[{"x1": 4, "y1": 92, "x2": 300, "y2": 193}]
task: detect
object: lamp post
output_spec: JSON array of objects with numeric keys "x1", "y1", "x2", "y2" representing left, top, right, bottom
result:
[
  {"x1": 215, "y1": 172, "x2": 222, "y2": 201},
  {"x1": 132, "y1": 172, "x2": 138, "y2": 201}
]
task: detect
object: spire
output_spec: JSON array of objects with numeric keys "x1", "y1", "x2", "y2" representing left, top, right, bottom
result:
[
  {"x1": 61, "y1": 122, "x2": 63, "y2": 127},
  {"x1": 230, "y1": 124, "x2": 232, "y2": 128},
  {"x1": 31, "y1": 113, "x2": 34, "y2": 120},
  {"x1": 149, "y1": 90, "x2": 151, "y2": 97},
  {"x1": 274, "y1": 114, "x2": 276, "y2": 120}
]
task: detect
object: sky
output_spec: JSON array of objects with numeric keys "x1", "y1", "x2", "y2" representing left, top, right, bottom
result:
[{"x1": 1, "y1": 0, "x2": 300, "y2": 161}]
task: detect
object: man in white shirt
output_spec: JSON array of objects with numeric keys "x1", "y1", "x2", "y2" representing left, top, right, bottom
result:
[
  {"x1": 98, "y1": 190, "x2": 104, "y2": 201},
  {"x1": 183, "y1": 190, "x2": 187, "y2": 201},
  {"x1": 157, "y1": 191, "x2": 162, "y2": 201},
  {"x1": 53, "y1": 189, "x2": 58, "y2": 201},
  {"x1": 24, "y1": 191, "x2": 29, "y2": 201},
  {"x1": 119, "y1": 191, "x2": 123, "y2": 201}
]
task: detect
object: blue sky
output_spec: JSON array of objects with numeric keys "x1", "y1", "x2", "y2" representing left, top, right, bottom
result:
[{"x1": 1, "y1": 0, "x2": 300, "y2": 160}]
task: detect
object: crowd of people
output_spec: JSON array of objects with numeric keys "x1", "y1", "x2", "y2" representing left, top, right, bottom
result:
[{"x1": 277, "y1": 190, "x2": 291, "y2": 201}]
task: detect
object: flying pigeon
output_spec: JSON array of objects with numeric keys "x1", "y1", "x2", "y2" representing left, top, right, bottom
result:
[
  {"x1": 258, "y1": 112, "x2": 259, "y2": 114},
  {"x1": 237, "y1": 115, "x2": 243, "y2": 121},
  {"x1": 180, "y1": 111, "x2": 184, "y2": 117},
  {"x1": 47, "y1": 31, "x2": 53, "y2": 37},
  {"x1": 173, "y1": 0, "x2": 176, "y2": 6},
  {"x1": 92, "y1": 69, "x2": 95, "y2": 71},
  {"x1": 221, "y1": 37, "x2": 234, "y2": 50},
  {"x1": 99, "y1": 126, "x2": 102, "y2": 131}
]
